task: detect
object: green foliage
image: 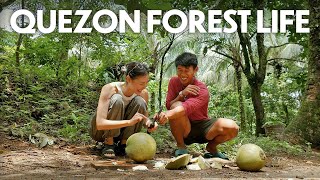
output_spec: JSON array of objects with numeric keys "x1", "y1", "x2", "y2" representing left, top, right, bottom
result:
[
  {"x1": 262, "y1": 61, "x2": 307, "y2": 126},
  {"x1": 147, "y1": 77, "x2": 169, "y2": 114},
  {"x1": 208, "y1": 85, "x2": 240, "y2": 120}
]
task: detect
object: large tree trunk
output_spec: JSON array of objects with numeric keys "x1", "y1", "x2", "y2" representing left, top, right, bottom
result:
[
  {"x1": 237, "y1": 30, "x2": 266, "y2": 135},
  {"x1": 251, "y1": 81, "x2": 265, "y2": 135},
  {"x1": 286, "y1": 0, "x2": 320, "y2": 146}
]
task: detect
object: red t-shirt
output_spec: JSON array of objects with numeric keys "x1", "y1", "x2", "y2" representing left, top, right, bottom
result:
[{"x1": 165, "y1": 76, "x2": 209, "y2": 121}]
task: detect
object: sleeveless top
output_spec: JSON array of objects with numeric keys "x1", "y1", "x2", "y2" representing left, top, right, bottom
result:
[{"x1": 110, "y1": 82, "x2": 137, "y2": 108}]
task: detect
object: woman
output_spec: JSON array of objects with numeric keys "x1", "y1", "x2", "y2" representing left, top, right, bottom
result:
[{"x1": 89, "y1": 62, "x2": 157, "y2": 157}]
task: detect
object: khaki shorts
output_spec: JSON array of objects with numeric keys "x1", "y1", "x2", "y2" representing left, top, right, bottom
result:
[{"x1": 184, "y1": 118, "x2": 217, "y2": 145}]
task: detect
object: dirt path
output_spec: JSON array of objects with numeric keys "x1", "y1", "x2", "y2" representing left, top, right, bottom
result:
[{"x1": 1, "y1": 131, "x2": 320, "y2": 179}]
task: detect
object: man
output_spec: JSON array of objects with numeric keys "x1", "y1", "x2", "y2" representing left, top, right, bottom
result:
[{"x1": 156, "y1": 52, "x2": 239, "y2": 159}]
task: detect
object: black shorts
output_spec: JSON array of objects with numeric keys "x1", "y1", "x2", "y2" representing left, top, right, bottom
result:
[{"x1": 184, "y1": 118, "x2": 217, "y2": 145}]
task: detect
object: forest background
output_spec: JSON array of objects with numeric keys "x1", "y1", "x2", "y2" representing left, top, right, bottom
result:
[{"x1": 0, "y1": 0, "x2": 319, "y2": 157}]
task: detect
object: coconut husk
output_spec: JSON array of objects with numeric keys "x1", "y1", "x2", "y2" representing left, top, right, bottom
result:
[{"x1": 165, "y1": 154, "x2": 191, "y2": 170}]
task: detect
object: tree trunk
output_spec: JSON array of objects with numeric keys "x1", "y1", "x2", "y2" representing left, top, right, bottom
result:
[
  {"x1": 286, "y1": 0, "x2": 320, "y2": 146},
  {"x1": 78, "y1": 42, "x2": 82, "y2": 78},
  {"x1": 15, "y1": 0, "x2": 25, "y2": 67},
  {"x1": 237, "y1": 29, "x2": 266, "y2": 136},
  {"x1": 149, "y1": 43, "x2": 160, "y2": 114},
  {"x1": 15, "y1": 33, "x2": 23, "y2": 67},
  {"x1": 150, "y1": 92, "x2": 156, "y2": 114},
  {"x1": 235, "y1": 64, "x2": 246, "y2": 131},
  {"x1": 251, "y1": 81, "x2": 265, "y2": 136}
]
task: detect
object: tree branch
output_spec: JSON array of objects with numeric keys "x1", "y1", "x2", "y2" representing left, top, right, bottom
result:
[
  {"x1": 266, "y1": 43, "x2": 300, "y2": 58},
  {"x1": 158, "y1": 34, "x2": 175, "y2": 108},
  {"x1": 211, "y1": 49, "x2": 245, "y2": 70},
  {"x1": 268, "y1": 43, "x2": 291, "y2": 49},
  {"x1": 267, "y1": 58, "x2": 305, "y2": 63},
  {"x1": 245, "y1": 34, "x2": 259, "y2": 75},
  {"x1": 236, "y1": 25, "x2": 252, "y2": 79}
]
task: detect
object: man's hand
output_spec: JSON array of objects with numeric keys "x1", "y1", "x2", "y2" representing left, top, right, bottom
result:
[
  {"x1": 128, "y1": 113, "x2": 147, "y2": 126},
  {"x1": 155, "y1": 112, "x2": 169, "y2": 125},
  {"x1": 146, "y1": 119, "x2": 158, "y2": 133},
  {"x1": 181, "y1": 85, "x2": 200, "y2": 97}
]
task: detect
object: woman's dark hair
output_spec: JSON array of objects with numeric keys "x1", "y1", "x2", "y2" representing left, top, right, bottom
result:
[
  {"x1": 125, "y1": 62, "x2": 149, "y2": 79},
  {"x1": 175, "y1": 52, "x2": 198, "y2": 69}
]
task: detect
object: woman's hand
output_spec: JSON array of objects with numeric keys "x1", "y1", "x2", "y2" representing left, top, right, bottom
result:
[
  {"x1": 146, "y1": 119, "x2": 158, "y2": 133},
  {"x1": 128, "y1": 112, "x2": 147, "y2": 126}
]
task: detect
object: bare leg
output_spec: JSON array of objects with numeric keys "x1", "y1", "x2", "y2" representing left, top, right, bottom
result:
[
  {"x1": 104, "y1": 137, "x2": 114, "y2": 145},
  {"x1": 169, "y1": 101, "x2": 191, "y2": 149},
  {"x1": 205, "y1": 118, "x2": 239, "y2": 153}
]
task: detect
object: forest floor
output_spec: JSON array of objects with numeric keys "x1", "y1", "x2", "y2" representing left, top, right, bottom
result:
[{"x1": 1, "y1": 131, "x2": 320, "y2": 179}]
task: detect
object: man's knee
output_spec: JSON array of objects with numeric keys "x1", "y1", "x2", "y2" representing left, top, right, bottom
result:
[
  {"x1": 215, "y1": 118, "x2": 239, "y2": 138},
  {"x1": 170, "y1": 101, "x2": 183, "y2": 110}
]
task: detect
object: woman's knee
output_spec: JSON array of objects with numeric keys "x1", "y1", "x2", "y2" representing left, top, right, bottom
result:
[
  {"x1": 132, "y1": 96, "x2": 147, "y2": 108},
  {"x1": 130, "y1": 96, "x2": 147, "y2": 114},
  {"x1": 110, "y1": 94, "x2": 124, "y2": 108}
]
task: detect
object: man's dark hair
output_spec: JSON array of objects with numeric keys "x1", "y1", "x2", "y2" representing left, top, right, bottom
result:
[
  {"x1": 125, "y1": 62, "x2": 149, "y2": 79},
  {"x1": 175, "y1": 52, "x2": 198, "y2": 69}
]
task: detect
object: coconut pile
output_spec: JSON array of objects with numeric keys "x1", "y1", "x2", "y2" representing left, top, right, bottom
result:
[{"x1": 124, "y1": 133, "x2": 266, "y2": 172}]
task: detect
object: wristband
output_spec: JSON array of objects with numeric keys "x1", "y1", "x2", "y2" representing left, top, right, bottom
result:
[{"x1": 179, "y1": 91, "x2": 186, "y2": 98}]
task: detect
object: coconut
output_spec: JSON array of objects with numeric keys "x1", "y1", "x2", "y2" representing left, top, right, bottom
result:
[
  {"x1": 125, "y1": 133, "x2": 156, "y2": 163},
  {"x1": 236, "y1": 143, "x2": 266, "y2": 171},
  {"x1": 165, "y1": 154, "x2": 191, "y2": 170}
]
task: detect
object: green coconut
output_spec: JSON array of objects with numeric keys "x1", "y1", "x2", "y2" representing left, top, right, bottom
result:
[
  {"x1": 165, "y1": 154, "x2": 191, "y2": 170},
  {"x1": 236, "y1": 143, "x2": 266, "y2": 171},
  {"x1": 125, "y1": 133, "x2": 156, "y2": 163}
]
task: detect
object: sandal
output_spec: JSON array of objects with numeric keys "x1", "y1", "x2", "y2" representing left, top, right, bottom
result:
[
  {"x1": 101, "y1": 144, "x2": 115, "y2": 158},
  {"x1": 203, "y1": 152, "x2": 229, "y2": 160},
  {"x1": 115, "y1": 143, "x2": 126, "y2": 156},
  {"x1": 174, "y1": 149, "x2": 189, "y2": 157}
]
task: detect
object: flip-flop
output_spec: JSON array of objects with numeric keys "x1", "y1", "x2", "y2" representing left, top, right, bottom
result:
[
  {"x1": 203, "y1": 152, "x2": 229, "y2": 160},
  {"x1": 174, "y1": 149, "x2": 189, "y2": 157},
  {"x1": 101, "y1": 144, "x2": 115, "y2": 158}
]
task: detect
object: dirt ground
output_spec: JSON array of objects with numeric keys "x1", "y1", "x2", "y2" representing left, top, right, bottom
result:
[{"x1": 1, "y1": 131, "x2": 320, "y2": 179}]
